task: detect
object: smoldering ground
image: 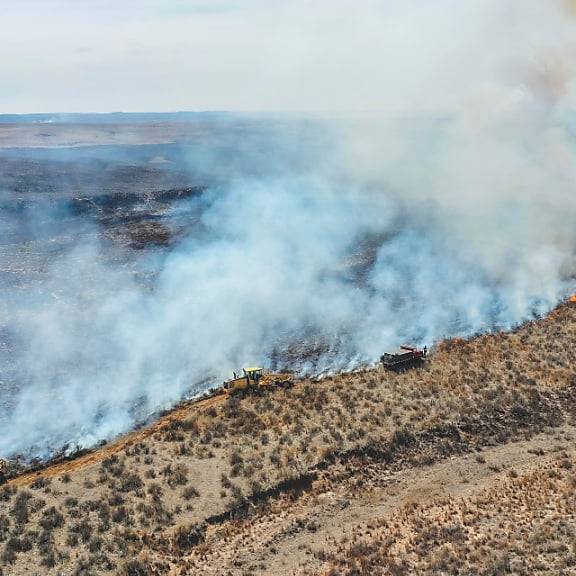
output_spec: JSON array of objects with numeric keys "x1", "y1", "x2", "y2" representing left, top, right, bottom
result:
[{"x1": 1, "y1": 0, "x2": 576, "y2": 458}]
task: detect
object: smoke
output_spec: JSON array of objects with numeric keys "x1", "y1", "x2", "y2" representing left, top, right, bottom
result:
[
  {"x1": 1, "y1": 0, "x2": 576, "y2": 458},
  {"x1": 339, "y1": 0, "x2": 576, "y2": 317}
]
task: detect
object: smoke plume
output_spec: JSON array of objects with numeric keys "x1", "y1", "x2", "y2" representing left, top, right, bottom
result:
[{"x1": 1, "y1": 0, "x2": 576, "y2": 458}]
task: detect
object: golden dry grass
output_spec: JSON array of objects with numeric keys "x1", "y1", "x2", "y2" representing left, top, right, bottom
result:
[
  {"x1": 321, "y1": 451, "x2": 576, "y2": 576},
  {"x1": 0, "y1": 302, "x2": 575, "y2": 575}
]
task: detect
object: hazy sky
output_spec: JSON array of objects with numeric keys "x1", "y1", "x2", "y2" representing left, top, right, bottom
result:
[{"x1": 1, "y1": 0, "x2": 575, "y2": 114}]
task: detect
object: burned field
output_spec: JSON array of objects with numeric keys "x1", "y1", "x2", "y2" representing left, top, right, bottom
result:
[
  {"x1": 0, "y1": 118, "x2": 575, "y2": 575},
  {"x1": 0, "y1": 117, "x2": 349, "y2": 462},
  {"x1": 0, "y1": 297, "x2": 575, "y2": 574},
  {"x1": 0, "y1": 145, "x2": 205, "y2": 252},
  {"x1": 0, "y1": 133, "x2": 219, "y2": 444}
]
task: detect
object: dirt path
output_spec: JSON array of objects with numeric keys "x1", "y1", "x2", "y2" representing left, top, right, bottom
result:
[
  {"x1": 180, "y1": 425, "x2": 576, "y2": 576},
  {"x1": 8, "y1": 391, "x2": 227, "y2": 488}
]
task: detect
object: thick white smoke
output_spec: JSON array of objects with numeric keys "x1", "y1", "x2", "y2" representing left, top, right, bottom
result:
[
  {"x1": 1, "y1": 0, "x2": 576, "y2": 458},
  {"x1": 339, "y1": 0, "x2": 576, "y2": 327}
]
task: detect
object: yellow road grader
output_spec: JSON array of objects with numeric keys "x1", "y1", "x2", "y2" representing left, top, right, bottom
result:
[{"x1": 223, "y1": 367, "x2": 293, "y2": 395}]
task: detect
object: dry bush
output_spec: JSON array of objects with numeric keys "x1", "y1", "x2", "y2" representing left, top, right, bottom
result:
[
  {"x1": 181, "y1": 486, "x2": 200, "y2": 500},
  {"x1": 11, "y1": 491, "x2": 33, "y2": 526},
  {"x1": 119, "y1": 471, "x2": 144, "y2": 493},
  {"x1": 321, "y1": 454, "x2": 576, "y2": 575},
  {"x1": 39, "y1": 505, "x2": 64, "y2": 530},
  {"x1": 119, "y1": 558, "x2": 153, "y2": 576},
  {"x1": 162, "y1": 463, "x2": 189, "y2": 488},
  {"x1": 30, "y1": 476, "x2": 51, "y2": 490}
]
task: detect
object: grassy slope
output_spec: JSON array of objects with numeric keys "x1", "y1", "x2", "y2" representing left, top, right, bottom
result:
[
  {"x1": 321, "y1": 447, "x2": 576, "y2": 576},
  {"x1": 1, "y1": 302, "x2": 576, "y2": 575}
]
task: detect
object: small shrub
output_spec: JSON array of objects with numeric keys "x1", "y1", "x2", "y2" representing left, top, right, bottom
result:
[
  {"x1": 147, "y1": 483, "x2": 163, "y2": 499},
  {"x1": 64, "y1": 496, "x2": 79, "y2": 508},
  {"x1": 11, "y1": 491, "x2": 32, "y2": 525},
  {"x1": 162, "y1": 464, "x2": 188, "y2": 487},
  {"x1": 112, "y1": 506, "x2": 132, "y2": 525},
  {"x1": 71, "y1": 519, "x2": 93, "y2": 543},
  {"x1": 66, "y1": 532, "x2": 79, "y2": 547},
  {"x1": 2, "y1": 537, "x2": 18, "y2": 564},
  {"x1": 181, "y1": 486, "x2": 200, "y2": 500},
  {"x1": 40, "y1": 506, "x2": 65, "y2": 531},
  {"x1": 120, "y1": 472, "x2": 143, "y2": 493},
  {"x1": 31, "y1": 476, "x2": 50, "y2": 490},
  {"x1": 0, "y1": 486, "x2": 15, "y2": 502},
  {"x1": 88, "y1": 535, "x2": 103, "y2": 554},
  {"x1": 40, "y1": 550, "x2": 57, "y2": 568},
  {"x1": 119, "y1": 558, "x2": 153, "y2": 576},
  {"x1": 0, "y1": 515, "x2": 10, "y2": 542}
]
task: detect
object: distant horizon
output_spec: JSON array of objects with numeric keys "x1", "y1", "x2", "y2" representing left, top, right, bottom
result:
[
  {"x1": 0, "y1": 111, "x2": 313, "y2": 126},
  {"x1": 0, "y1": 111, "x2": 457, "y2": 125},
  {"x1": 0, "y1": 111, "x2": 234, "y2": 122}
]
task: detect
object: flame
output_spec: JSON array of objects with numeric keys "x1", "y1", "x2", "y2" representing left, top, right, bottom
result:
[{"x1": 569, "y1": 294, "x2": 576, "y2": 303}]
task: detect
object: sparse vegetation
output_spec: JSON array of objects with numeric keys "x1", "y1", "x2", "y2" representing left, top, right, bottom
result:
[
  {"x1": 2, "y1": 302, "x2": 576, "y2": 574},
  {"x1": 321, "y1": 453, "x2": 576, "y2": 575}
]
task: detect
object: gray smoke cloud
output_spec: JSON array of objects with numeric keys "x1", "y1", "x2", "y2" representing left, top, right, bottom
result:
[{"x1": 1, "y1": 0, "x2": 576, "y2": 458}]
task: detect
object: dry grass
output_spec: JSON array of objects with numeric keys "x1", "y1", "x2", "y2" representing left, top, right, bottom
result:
[
  {"x1": 1, "y1": 302, "x2": 576, "y2": 574},
  {"x1": 320, "y1": 451, "x2": 576, "y2": 575}
]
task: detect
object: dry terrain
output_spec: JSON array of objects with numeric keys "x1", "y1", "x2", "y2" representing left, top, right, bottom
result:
[
  {"x1": 1, "y1": 301, "x2": 576, "y2": 575},
  {"x1": 0, "y1": 117, "x2": 251, "y2": 149}
]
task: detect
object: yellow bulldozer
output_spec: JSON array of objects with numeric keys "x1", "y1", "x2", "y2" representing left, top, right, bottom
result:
[{"x1": 223, "y1": 367, "x2": 293, "y2": 395}]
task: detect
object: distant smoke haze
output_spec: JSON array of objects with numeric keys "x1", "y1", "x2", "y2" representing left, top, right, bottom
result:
[
  {"x1": 2, "y1": 0, "x2": 575, "y2": 114},
  {"x1": 0, "y1": 0, "x2": 575, "y2": 458}
]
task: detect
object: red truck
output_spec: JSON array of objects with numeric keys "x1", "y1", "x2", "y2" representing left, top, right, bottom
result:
[{"x1": 380, "y1": 345, "x2": 427, "y2": 370}]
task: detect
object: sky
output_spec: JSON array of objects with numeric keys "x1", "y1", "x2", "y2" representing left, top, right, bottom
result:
[{"x1": 1, "y1": 0, "x2": 576, "y2": 114}]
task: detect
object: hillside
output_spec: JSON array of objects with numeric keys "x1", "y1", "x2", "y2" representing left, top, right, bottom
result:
[{"x1": 1, "y1": 301, "x2": 576, "y2": 575}]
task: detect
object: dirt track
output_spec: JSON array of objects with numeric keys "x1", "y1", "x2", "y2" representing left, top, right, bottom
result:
[
  {"x1": 180, "y1": 425, "x2": 576, "y2": 575},
  {"x1": 8, "y1": 391, "x2": 227, "y2": 488}
]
